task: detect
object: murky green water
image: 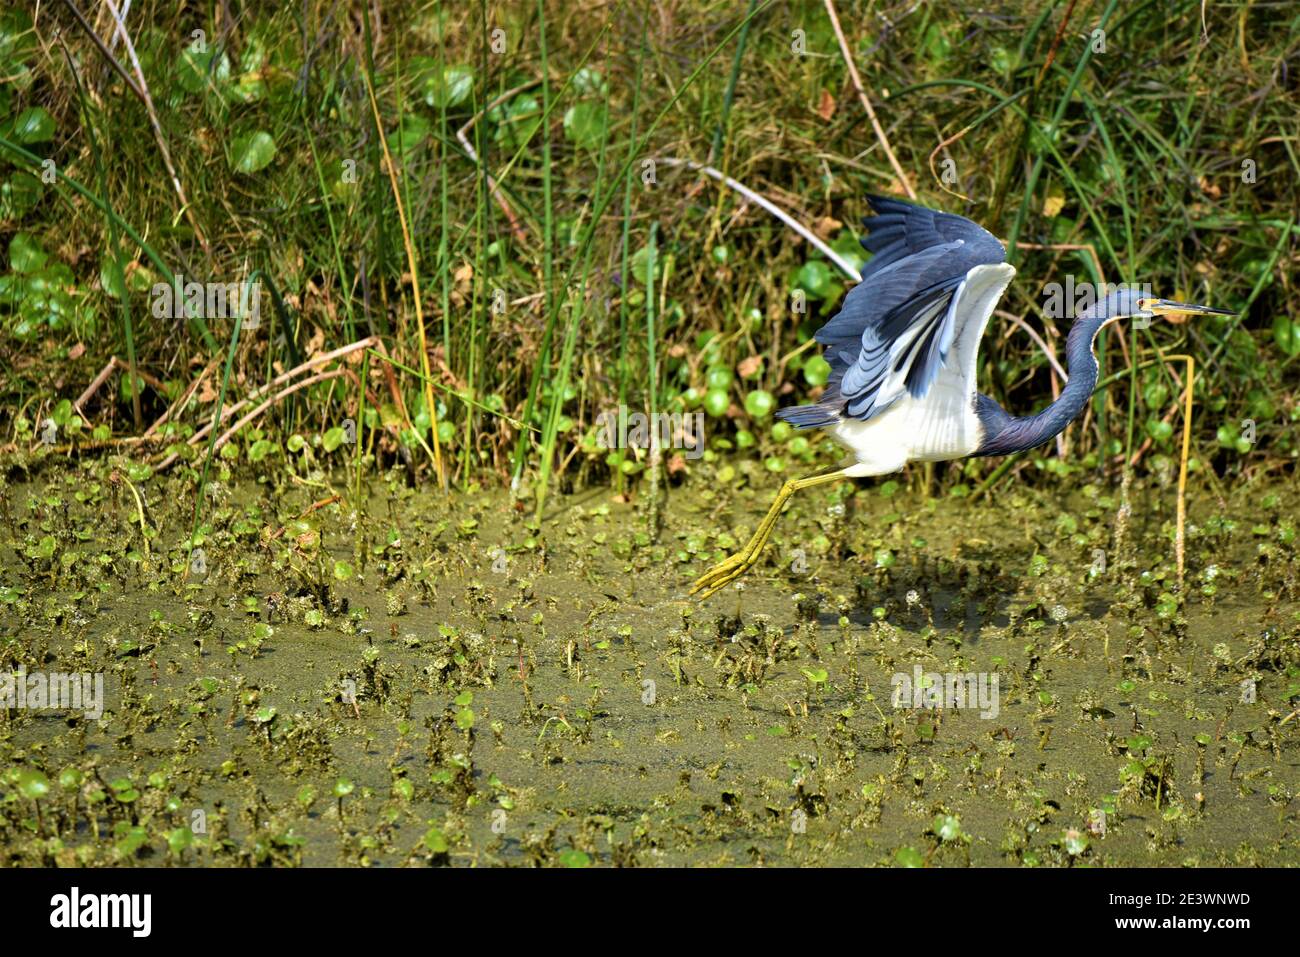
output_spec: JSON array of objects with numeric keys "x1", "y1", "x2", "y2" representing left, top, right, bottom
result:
[{"x1": 1, "y1": 461, "x2": 1297, "y2": 866}]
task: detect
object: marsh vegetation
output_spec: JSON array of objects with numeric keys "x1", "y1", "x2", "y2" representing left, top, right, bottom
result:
[{"x1": 0, "y1": 1, "x2": 1297, "y2": 865}]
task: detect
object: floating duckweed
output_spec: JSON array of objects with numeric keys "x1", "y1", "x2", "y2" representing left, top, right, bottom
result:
[{"x1": 744, "y1": 390, "x2": 775, "y2": 419}]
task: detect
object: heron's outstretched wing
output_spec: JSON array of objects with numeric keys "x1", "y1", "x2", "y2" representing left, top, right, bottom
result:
[{"x1": 781, "y1": 195, "x2": 1008, "y2": 428}]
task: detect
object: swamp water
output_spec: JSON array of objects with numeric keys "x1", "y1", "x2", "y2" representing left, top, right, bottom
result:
[{"x1": 1, "y1": 461, "x2": 1297, "y2": 866}]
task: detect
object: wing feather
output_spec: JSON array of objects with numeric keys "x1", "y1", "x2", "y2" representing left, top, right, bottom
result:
[{"x1": 777, "y1": 196, "x2": 1010, "y2": 430}]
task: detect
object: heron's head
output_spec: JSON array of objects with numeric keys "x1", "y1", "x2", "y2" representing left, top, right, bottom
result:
[{"x1": 1099, "y1": 287, "x2": 1234, "y2": 325}]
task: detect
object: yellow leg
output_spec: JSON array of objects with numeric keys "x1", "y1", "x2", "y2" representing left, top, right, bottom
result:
[{"x1": 690, "y1": 469, "x2": 849, "y2": 599}]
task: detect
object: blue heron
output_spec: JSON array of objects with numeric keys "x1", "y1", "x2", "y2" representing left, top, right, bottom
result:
[{"x1": 690, "y1": 195, "x2": 1231, "y2": 599}]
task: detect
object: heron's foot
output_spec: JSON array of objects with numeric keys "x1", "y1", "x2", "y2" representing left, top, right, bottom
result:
[{"x1": 689, "y1": 549, "x2": 759, "y2": 599}]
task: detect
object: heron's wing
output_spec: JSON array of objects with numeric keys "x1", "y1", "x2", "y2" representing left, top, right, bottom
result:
[{"x1": 815, "y1": 195, "x2": 1008, "y2": 423}]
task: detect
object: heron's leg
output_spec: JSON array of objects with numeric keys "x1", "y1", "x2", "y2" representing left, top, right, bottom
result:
[{"x1": 690, "y1": 468, "x2": 849, "y2": 599}]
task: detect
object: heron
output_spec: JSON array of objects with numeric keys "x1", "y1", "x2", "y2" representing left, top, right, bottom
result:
[{"x1": 690, "y1": 194, "x2": 1232, "y2": 599}]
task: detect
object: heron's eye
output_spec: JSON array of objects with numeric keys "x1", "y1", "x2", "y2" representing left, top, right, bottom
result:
[{"x1": 1136, "y1": 298, "x2": 1154, "y2": 311}]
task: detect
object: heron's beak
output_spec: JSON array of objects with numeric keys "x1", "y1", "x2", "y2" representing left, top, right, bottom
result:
[{"x1": 1147, "y1": 299, "x2": 1234, "y2": 317}]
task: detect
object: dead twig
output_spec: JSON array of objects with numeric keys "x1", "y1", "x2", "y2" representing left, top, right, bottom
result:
[
  {"x1": 154, "y1": 337, "x2": 380, "y2": 469},
  {"x1": 267, "y1": 495, "x2": 342, "y2": 542},
  {"x1": 179, "y1": 369, "x2": 348, "y2": 471},
  {"x1": 654, "y1": 158, "x2": 861, "y2": 279},
  {"x1": 995, "y1": 309, "x2": 1067, "y2": 459},
  {"x1": 457, "y1": 81, "x2": 540, "y2": 245},
  {"x1": 74, "y1": 357, "x2": 124, "y2": 421},
  {"x1": 822, "y1": 0, "x2": 915, "y2": 199},
  {"x1": 72, "y1": 356, "x2": 164, "y2": 421},
  {"x1": 142, "y1": 359, "x2": 219, "y2": 441},
  {"x1": 64, "y1": 0, "x2": 210, "y2": 253}
]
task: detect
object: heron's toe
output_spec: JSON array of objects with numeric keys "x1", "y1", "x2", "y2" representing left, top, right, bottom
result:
[
  {"x1": 689, "y1": 552, "x2": 752, "y2": 599},
  {"x1": 693, "y1": 575, "x2": 736, "y2": 600}
]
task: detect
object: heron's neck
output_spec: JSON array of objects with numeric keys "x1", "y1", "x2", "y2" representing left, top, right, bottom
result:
[{"x1": 973, "y1": 308, "x2": 1110, "y2": 457}]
